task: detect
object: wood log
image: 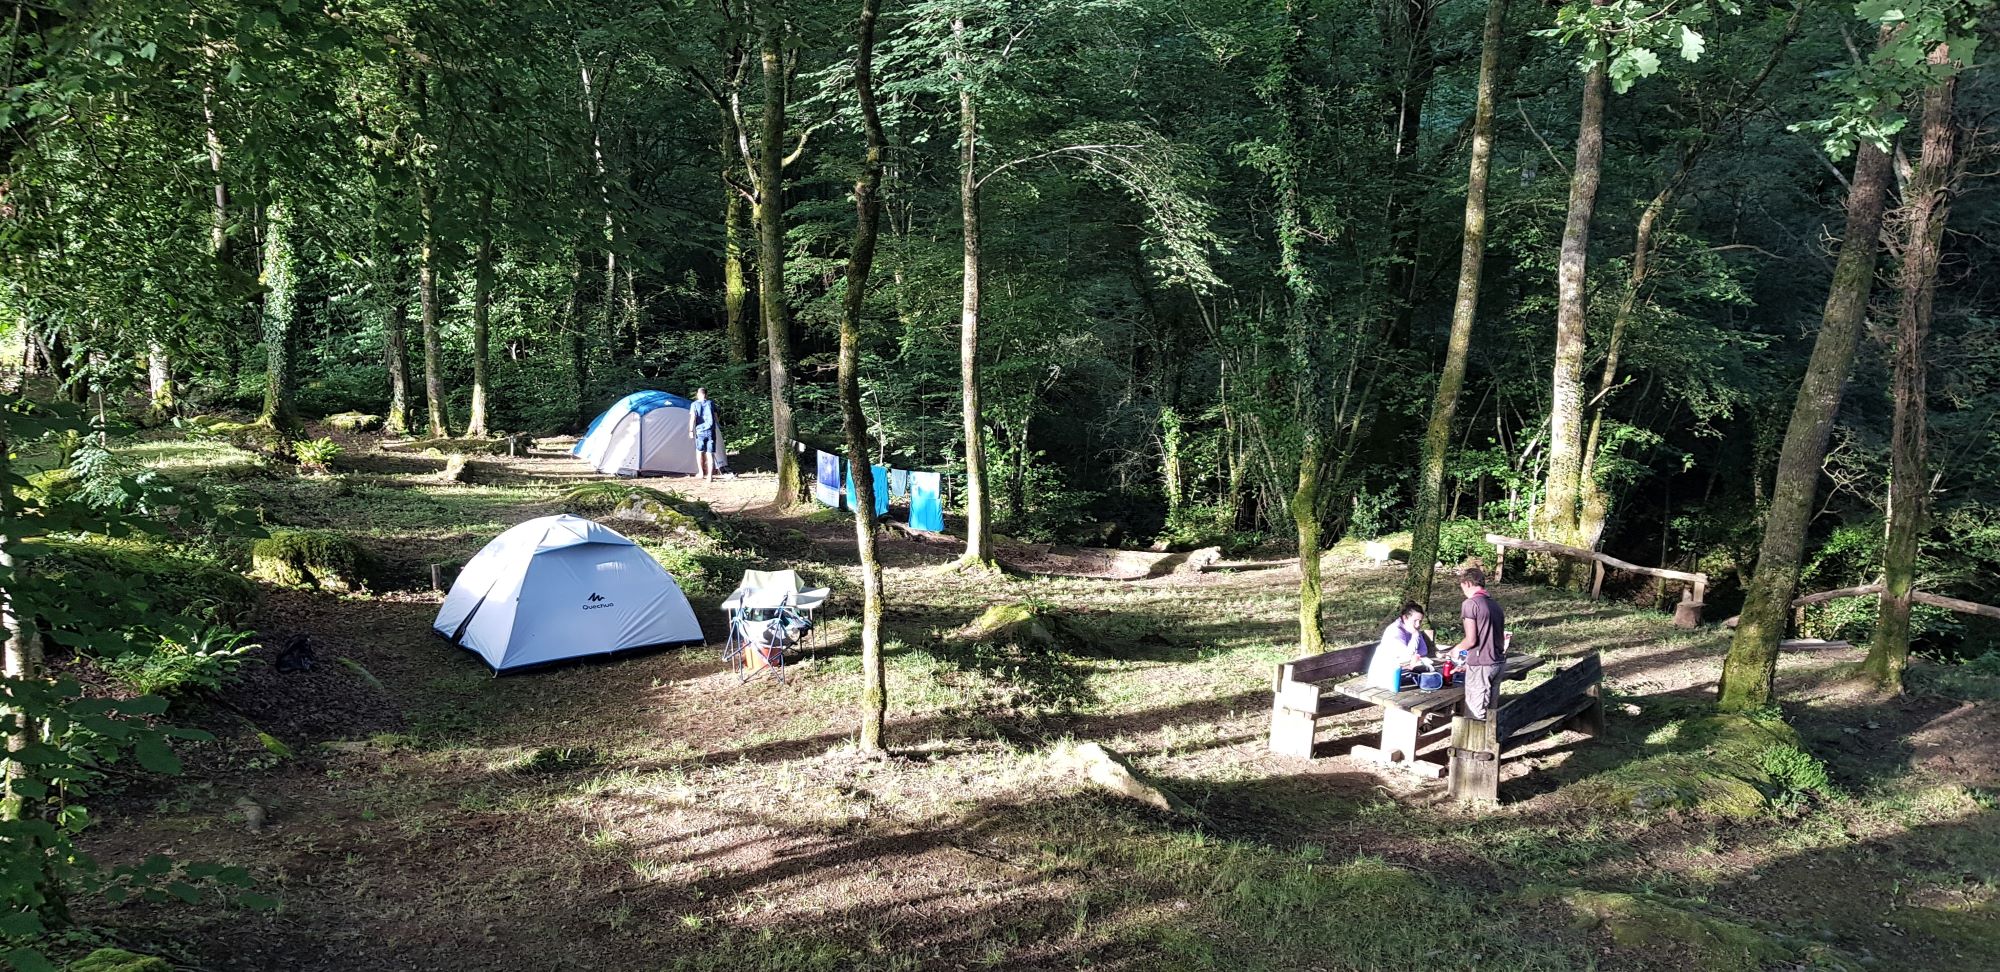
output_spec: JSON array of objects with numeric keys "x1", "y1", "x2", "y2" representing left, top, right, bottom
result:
[
  {"x1": 1448, "y1": 715, "x2": 1499, "y2": 804},
  {"x1": 1910, "y1": 590, "x2": 2000, "y2": 620}
]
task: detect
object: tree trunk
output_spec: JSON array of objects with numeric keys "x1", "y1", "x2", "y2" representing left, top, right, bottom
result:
[
  {"x1": 1275, "y1": 0, "x2": 1323, "y2": 651},
  {"x1": 756, "y1": 21, "x2": 802, "y2": 506},
  {"x1": 418, "y1": 176, "x2": 448, "y2": 438},
  {"x1": 467, "y1": 188, "x2": 495, "y2": 438},
  {"x1": 1864, "y1": 48, "x2": 1958, "y2": 692},
  {"x1": 1403, "y1": 0, "x2": 1507, "y2": 606},
  {"x1": 2, "y1": 422, "x2": 42, "y2": 822},
  {"x1": 1718, "y1": 140, "x2": 1894, "y2": 711},
  {"x1": 384, "y1": 239, "x2": 414, "y2": 436},
  {"x1": 955, "y1": 15, "x2": 995, "y2": 568},
  {"x1": 1293, "y1": 433, "x2": 1325, "y2": 654},
  {"x1": 722, "y1": 124, "x2": 755, "y2": 373},
  {"x1": 1575, "y1": 184, "x2": 1662, "y2": 551},
  {"x1": 146, "y1": 342, "x2": 173, "y2": 416},
  {"x1": 258, "y1": 197, "x2": 299, "y2": 430},
  {"x1": 1536, "y1": 34, "x2": 1609, "y2": 551},
  {"x1": 842, "y1": 0, "x2": 888, "y2": 753},
  {"x1": 1379, "y1": 0, "x2": 1438, "y2": 345}
]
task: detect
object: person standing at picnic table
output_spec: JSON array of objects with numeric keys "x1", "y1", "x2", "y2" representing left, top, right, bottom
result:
[
  {"x1": 688, "y1": 388, "x2": 719, "y2": 482},
  {"x1": 1452, "y1": 567, "x2": 1506, "y2": 720}
]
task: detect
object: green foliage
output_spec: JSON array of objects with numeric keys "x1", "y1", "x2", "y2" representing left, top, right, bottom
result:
[
  {"x1": 1343, "y1": 486, "x2": 1397, "y2": 542},
  {"x1": 98, "y1": 626, "x2": 259, "y2": 700},
  {"x1": 290, "y1": 436, "x2": 343, "y2": 471},
  {"x1": 3, "y1": 400, "x2": 265, "y2": 965},
  {"x1": 1755, "y1": 743, "x2": 1833, "y2": 812},
  {"x1": 67, "y1": 948, "x2": 173, "y2": 972},
  {"x1": 1540, "y1": 0, "x2": 1729, "y2": 93},
  {"x1": 250, "y1": 529, "x2": 373, "y2": 591},
  {"x1": 1435, "y1": 519, "x2": 1497, "y2": 569},
  {"x1": 34, "y1": 538, "x2": 258, "y2": 628}
]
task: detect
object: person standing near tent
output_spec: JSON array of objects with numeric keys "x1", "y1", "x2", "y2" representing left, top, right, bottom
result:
[{"x1": 688, "y1": 388, "x2": 719, "y2": 482}]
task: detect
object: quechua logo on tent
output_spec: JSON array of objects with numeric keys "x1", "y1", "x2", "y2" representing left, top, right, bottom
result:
[{"x1": 582, "y1": 592, "x2": 614, "y2": 610}]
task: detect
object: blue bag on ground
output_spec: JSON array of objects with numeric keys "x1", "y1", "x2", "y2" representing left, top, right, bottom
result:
[
  {"x1": 909, "y1": 471, "x2": 944, "y2": 533},
  {"x1": 845, "y1": 462, "x2": 889, "y2": 516},
  {"x1": 814, "y1": 451, "x2": 844, "y2": 508}
]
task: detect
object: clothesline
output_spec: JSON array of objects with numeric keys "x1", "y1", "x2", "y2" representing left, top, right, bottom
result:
[{"x1": 792, "y1": 438, "x2": 949, "y2": 533}]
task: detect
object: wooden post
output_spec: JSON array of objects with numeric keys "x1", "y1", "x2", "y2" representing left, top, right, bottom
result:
[
  {"x1": 1448, "y1": 715, "x2": 1499, "y2": 804},
  {"x1": 1491, "y1": 542, "x2": 1505, "y2": 582},
  {"x1": 1589, "y1": 560, "x2": 1605, "y2": 601},
  {"x1": 1565, "y1": 678, "x2": 1606, "y2": 738},
  {"x1": 430, "y1": 564, "x2": 442, "y2": 592},
  {"x1": 1269, "y1": 702, "x2": 1317, "y2": 759}
]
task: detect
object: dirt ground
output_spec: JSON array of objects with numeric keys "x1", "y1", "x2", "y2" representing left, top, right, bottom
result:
[{"x1": 68, "y1": 439, "x2": 2000, "y2": 971}]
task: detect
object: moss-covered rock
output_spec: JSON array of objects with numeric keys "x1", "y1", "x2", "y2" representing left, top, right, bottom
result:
[
  {"x1": 957, "y1": 602, "x2": 1058, "y2": 650},
  {"x1": 21, "y1": 466, "x2": 80, "y2": 505},
  {"x1": 1546, "y1": 888, "x2": 1791, "y2": 972},
  {"x1": 68, "y1": 947, "x2": 173, "y2": 972},
  {"x1": 324, "y1": 411, "x2": 384, "y2": 432},
  {"x1": 1574, "y1": 712, "x2": 1821, "y2": 818},
  {"x1": 209, "y1": 420, "x2": 291, "y2": 457},
  {"x1": 38, "y1": 537, "x2": 258, "y2": 624},
  {"x1": 251, "y1": 529, "x2": 373, "y2": 591}
]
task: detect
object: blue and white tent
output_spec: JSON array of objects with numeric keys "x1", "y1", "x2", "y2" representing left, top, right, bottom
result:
[
  {"x1": 434, "y1": 515, "x2": 704, "y2": 672},
  {"x1": 573, "y1": 391, "x2": 699, "y2": 476}
]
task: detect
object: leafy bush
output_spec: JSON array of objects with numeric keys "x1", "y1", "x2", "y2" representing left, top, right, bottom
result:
[
  {"x1": 562, "y1": 481, "x2": 682, "y2": 516},
  {"x1": 34, "y1": 538, "x2": 259, "y2": 626},
  {"x1": 1345, "y1": 486, "x2": 1398, "y2": 542},
  {"x1": 100, "y1": 627, "x2": 259, "y2": 699},
  {"x1": 251, "y1": 529, "x2": 374, "y2": 591},
  {"x1": 1435, "y1": 519, "x2": 1517, "y2": 569},
  {"x1": 291, "y1": 436, "x2": 343, "y2": 472},
  {"x1": 20, "y1": 467, "x2": 80, "y2": 505}
]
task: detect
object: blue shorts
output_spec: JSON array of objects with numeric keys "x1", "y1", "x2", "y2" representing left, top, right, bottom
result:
[{"x1": 694, "y1": 430, "x2": 716, "y2": 453}]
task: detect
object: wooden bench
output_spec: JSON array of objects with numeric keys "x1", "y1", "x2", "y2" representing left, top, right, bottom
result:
[
  {"x1": 1267, "y1": 642, "x2": 1374, "y2": 759},
  {"x1": 1448, "y1": 652, "x2": 1605, "y2": 803}
]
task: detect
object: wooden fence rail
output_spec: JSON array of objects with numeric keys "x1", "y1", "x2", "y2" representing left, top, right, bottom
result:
[
  {"x1": 1723, "y1": 581, "x2": 2000, "y2": 629},
  {"x1": 1485, "y1": 534, "x2": 1708, "y2": 628}
]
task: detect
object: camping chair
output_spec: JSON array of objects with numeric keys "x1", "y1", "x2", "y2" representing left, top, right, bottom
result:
[
  {"x1": 724, "y1": 569, "x2": 829, "y2": 654},
  {"x1": 721, "y1": 588, "x2": 811, "y2": 683}
]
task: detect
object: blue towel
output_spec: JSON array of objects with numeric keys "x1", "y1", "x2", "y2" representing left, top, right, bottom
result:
[
  {"x1": 889, "y1": 468, "x2": 910, "y2": 500},
  {"x1": 814, "y1": 451, "x2": 844, "y2": 508},
  {"x1": 909, "y1": 471, "x2": 944, "y2": 533},
  {"x1": 845, "y1": 461, "x2": 889, "y2": 516}
]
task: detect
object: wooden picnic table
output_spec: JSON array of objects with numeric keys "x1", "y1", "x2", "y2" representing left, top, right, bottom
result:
[{"x1": 1333, "y1": 654, "x2": 1545, "y2": 778}]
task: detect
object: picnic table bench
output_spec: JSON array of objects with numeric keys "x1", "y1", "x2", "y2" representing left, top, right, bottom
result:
[
  {"x1": 1331, "y1": 654, "x2": 1545, "y2": 778},
  {"x1": 1447, "y1": 652, "x2": 1604, "y2": 803},
  {"x1": 1267, "y1": 641, "x2": 1376, "y2": 759}
]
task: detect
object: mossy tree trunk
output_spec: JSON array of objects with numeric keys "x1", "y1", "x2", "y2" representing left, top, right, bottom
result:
[
  {"x1": 754, "y1": 19, "x2": 802, "y2": 506},
  {"x1": 258, "y1": 197, "x2": 300, "y2": 431},
  {"x1": 1536, "y1": 12, "x2": 1609, "y2": 556},
  {"x1": 954, "y1": 14, "x2": 995, "y2": 569},
  {"x1": 417, "y1": 174, "x2": 448, "y2": 439},
  {"x1": 383, "y1": 238, "x2": 414, "y2": 436},
  {"x1": 721, "y1": 118, "x2": 756, "y2": 375},
  {"x1": 1865, "y1": 46, "x2": 1959, "y2": 693},
  {"x1": 1404, "y1": 0, "x2": 1507, "y2": 606},
  {"x1": 467, "y1": 187, "x2": 495, "y2": 438},
  {"x1": 841, "y1": 0, "x2": 888, "y2": 752},
  {"x1": 1273, "y1": 0, "x2": 1325, "y2": 652},
  {"x1": 1720, "y1": 139, "x2": 1894, "y2": 711}
]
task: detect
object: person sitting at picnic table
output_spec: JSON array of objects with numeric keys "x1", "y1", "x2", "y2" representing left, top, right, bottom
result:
[
  {"x1": 1451, "y1": 567, "x2": 1507, "y2": 720},
  {"x1": 1367, "y1": 601, "x2": 1432, "y2": 691}
]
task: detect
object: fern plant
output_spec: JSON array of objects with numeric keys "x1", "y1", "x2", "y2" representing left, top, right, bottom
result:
[{"x1": 291, "y1": 436, "x2": 343, "y2": 473}]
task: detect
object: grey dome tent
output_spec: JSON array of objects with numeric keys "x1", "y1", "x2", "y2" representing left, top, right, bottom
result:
[{"x1": 434, "y1": 515, "x2": 704, "y2": 672}]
